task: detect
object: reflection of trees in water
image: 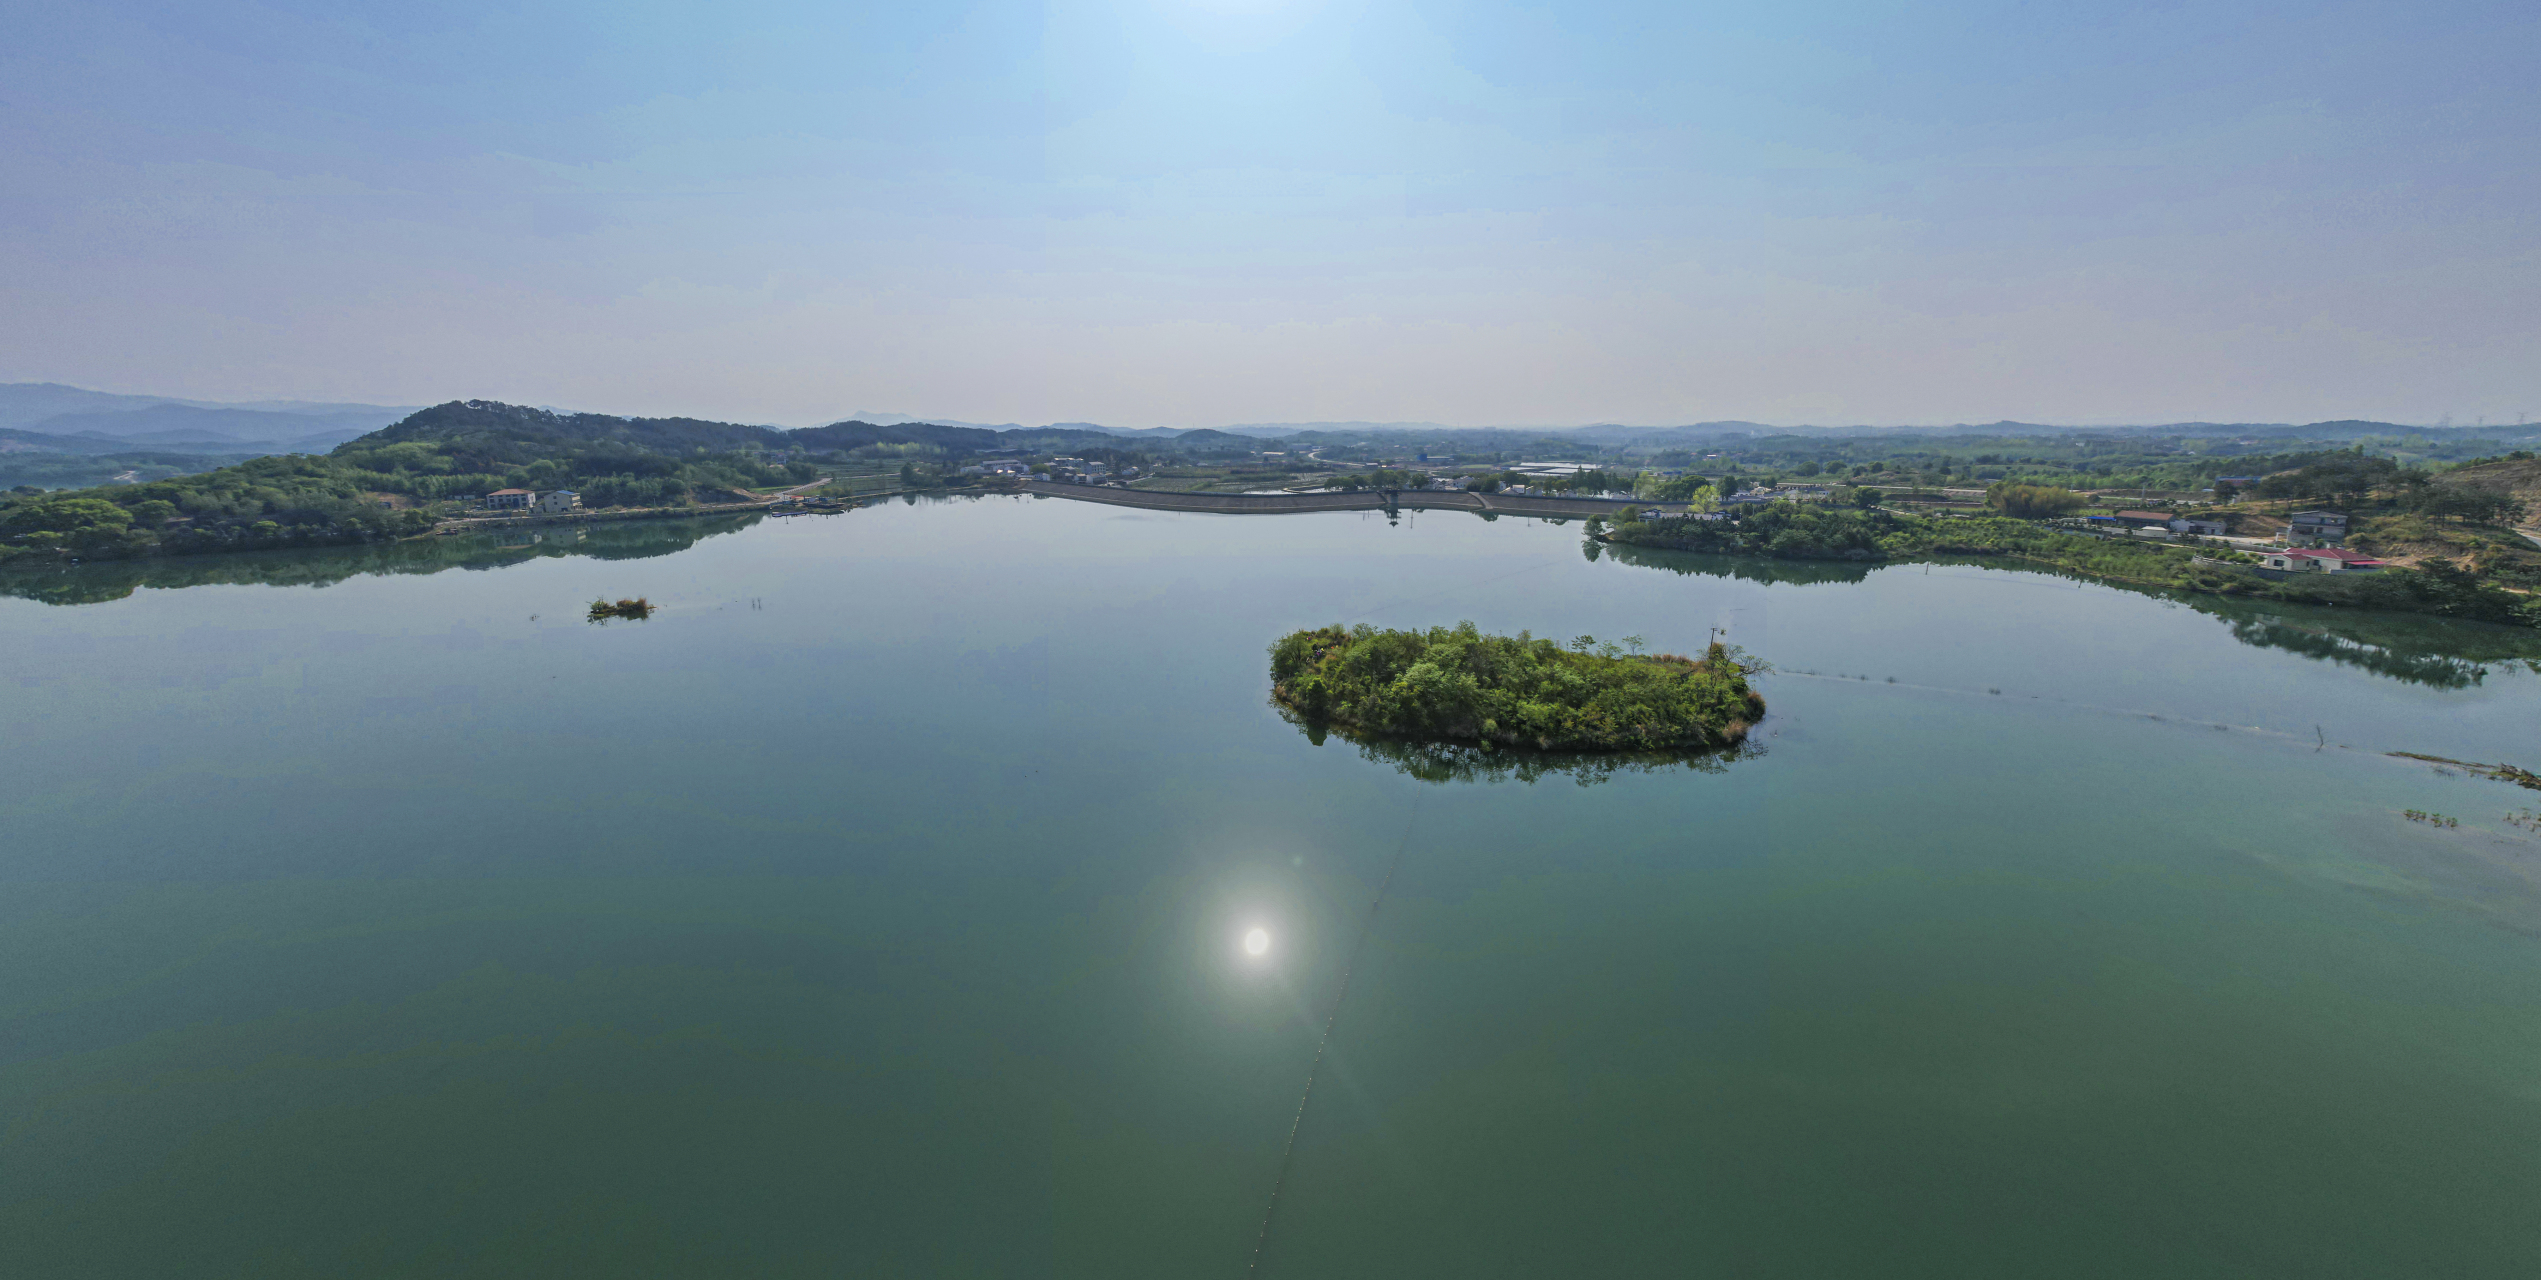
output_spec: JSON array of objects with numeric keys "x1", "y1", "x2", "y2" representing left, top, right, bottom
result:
[
  {"x1": 1595, "y1": 536, "x2": 2541, "y2": 686},
  {"x1": 2219, "y1": 620, "x2": 2488, "y2": 688},
  {"x1": 1594, "y1": 540, "x2": 1877, "y2": 586},
  {"x1": 0, "y1": 514, "x2": 768, "y2": 606},
  {"x1": 2193, "y1": 606, "x2": 2541, "y2": 688},
  {"x1": 1284, "y1": 709, "x2": 1747, "y2": 787}
]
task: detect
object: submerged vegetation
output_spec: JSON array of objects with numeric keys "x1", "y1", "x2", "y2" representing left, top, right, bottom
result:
[
  {"x1": 588, "y1": 597, "x2": 655, "y2": 622},
  {"x1": 1270, "y1": 622, "x2": 1765, "y2": 753},
  {"x1": 2389, "y1": 753, "x2": 2541, "y2": 793}
]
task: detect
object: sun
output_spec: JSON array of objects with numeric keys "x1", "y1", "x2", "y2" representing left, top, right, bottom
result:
[{"x1": 1243, "y1": 927, "x2": 1270, "y2": 957}]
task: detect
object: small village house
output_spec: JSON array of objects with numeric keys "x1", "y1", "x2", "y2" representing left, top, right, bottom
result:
[
  {"x1": 2259, "y1": 548, "x2": 2382, "y2": 573},
  {"x1": 2286, "y1": 511, "x2": 2349, "y2": 546}
]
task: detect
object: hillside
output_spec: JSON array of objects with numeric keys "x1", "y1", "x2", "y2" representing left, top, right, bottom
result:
[
  {"x1": 2441, "y1": 454, "x2": 2541, "y2": 530},
  {"x1": 332, "y1": 401, "x2": 818, "y2": 509},
  {"x1": 793, "y1": 417, "x2": 1223, "y2": 454},
  {"x1": 2339, "y1": 452, "x2": 2541, "y2": 583},
  {"x1": 0, "y1": 398, "x2": 1079, "y2": 561},
  {"x1": 1161, "y1": 428, "x2": 1254, "y2": 450},
  {"x1": 372, "y1": 401, "x2": 1155, "y2": 461},
  {"x1": 361, "y1": 400, "x2": 783, "y2": 457},
  {"x1": 0, "y1": 401, "x2": 814, "y2": 561}
]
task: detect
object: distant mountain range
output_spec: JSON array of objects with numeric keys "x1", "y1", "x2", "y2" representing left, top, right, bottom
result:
[
  {"x1": 0, "y1": 383, "x2": 419, "y2": 457},
  {"x1": 9, "y1": 384, "x2": 2533, "y2": 468},
  {"x1": 848, "y1": 413, "x2": 2531, "y2": 444}
]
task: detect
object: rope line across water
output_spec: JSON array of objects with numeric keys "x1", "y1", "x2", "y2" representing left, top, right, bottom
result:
[{"x1": 1245, "y1": 795, "x2": 1424, "y2": 1277}]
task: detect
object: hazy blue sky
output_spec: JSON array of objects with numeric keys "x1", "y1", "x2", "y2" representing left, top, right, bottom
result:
[{"x1": 4, "y1": 0, "x2": 2536, "y2": 426}]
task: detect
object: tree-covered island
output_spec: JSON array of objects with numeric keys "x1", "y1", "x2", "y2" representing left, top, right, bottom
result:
[{"x1": 1270, "y1": 622, "x2": 1765, "y2": 752}]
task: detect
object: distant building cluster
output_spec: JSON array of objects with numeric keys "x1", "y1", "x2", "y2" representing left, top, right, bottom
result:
[{"x1": 1044, "y1": 456, "x2": 1116, "y2": 483}]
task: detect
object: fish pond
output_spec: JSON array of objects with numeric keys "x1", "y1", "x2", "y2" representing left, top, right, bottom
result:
[{"x1": 5, "y1": 495, "x2": 2541, "y2": 1277}]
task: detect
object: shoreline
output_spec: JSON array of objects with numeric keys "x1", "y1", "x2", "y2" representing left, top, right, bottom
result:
[{"x1": 1021, "y1": 478, "x2": 1686, "y2": 519}]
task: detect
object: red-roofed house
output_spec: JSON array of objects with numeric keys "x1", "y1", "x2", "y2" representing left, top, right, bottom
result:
[{"x1": 485, "y1": 488, "x2": 535, "y2": 510}]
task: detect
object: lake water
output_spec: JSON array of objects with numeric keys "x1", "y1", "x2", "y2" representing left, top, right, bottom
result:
[{"x1": 6, "y1": 496, "x2": 2541, "y2": 1277}]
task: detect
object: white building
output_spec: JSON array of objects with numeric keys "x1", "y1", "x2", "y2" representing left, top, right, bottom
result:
[
  {"x1": 2259, "y1": 548, "x2": 2383, "y2": 573},
  {"x1": 535, "y1": 489, "x2": 580, "y2": 514},
  {"x1": 2286, "y1": 511, "x2": 2349, "y2": 547}
]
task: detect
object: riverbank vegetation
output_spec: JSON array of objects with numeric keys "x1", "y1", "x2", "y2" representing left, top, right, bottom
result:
[
  {"x1": 0, "y1": 403, "x2": 814, "y2": 562},
  {"x1": 0, "y1": 512, "x2": 762, "y2": 605},
  {"x1": 1597, "y1": 504, "x2": 2541, "y2": 627},
  {"x1": 1270, "y1": 622, "x2": 1765, "y2": 752},
  {"x1": 0, "y1": 399, "x2": 1271, "y2": 562},
  {"x1": 1592, "y1": 537, "x2": 2541, "y2": 688},
  {"x1": 0, "y1": 454, "x2": 438, "y2": 561}
]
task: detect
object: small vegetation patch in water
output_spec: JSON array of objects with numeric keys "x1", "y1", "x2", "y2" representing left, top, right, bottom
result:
[
  {"x1": 2391, "y1": 752, "x2": 2541, "y2": 792},
  {"x1": 1270, "y1": 622, "x2": 1764, "y2": 752},
  {"x1": 588, "y1": 596, "x2": 655, "y2": 622}
]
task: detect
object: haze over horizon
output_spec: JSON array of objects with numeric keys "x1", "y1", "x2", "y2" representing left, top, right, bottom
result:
[{"x1": 6, "y1": 1, "x2": 2536, "y2": 429}]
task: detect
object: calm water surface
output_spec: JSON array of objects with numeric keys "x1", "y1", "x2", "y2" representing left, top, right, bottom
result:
[{"x1": 6, "y1": 497, "x2": 2541, "y2": 1276}]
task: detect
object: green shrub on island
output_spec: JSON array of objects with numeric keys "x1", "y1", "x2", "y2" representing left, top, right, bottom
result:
[{"x1": 1270, "y1": 622, "x2": 1765, "y2": 751}]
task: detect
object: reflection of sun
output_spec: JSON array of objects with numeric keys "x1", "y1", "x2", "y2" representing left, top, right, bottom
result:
[{"x1": 1243, "y1": 927, "x2": 1270, "y2": 957}]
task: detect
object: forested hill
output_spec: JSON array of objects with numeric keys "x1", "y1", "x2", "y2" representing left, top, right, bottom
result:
[
  {"x1": 367, "y1": 400, "x2": 1146, "y2": 458},
  {"x1": 0, "y1": 399, "x2": 1251, "y2": 565},
  {"x1": 1165, "y1": 428, "x2": 1254, "y2": 449},
  {"x1": 793, "y1": 419, "x2": 1124, "y2": 453},
  {"x1": 362, "y1": 400, "x2": 782, "y2": 455}
]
